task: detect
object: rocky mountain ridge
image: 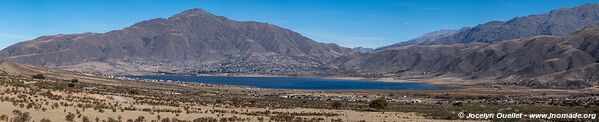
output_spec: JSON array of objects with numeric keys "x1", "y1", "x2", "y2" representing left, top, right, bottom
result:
[
  {"x1": 332, "y1": 27, "x2": 599, "y2": 89},
  {"x1": 425, "y1": 3, "x2": 599, "y2": 45}
]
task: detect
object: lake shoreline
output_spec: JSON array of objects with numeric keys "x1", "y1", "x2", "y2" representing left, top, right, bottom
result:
[
  {"x1": 128, "y1": 74, "x2": 449, "y2": 84},
  {"x1": 321, "y1": 76, "x2": 489, "y2": 88},
  {"x1": 127, "y1": 75, "x2": 455, "y2": 90}
]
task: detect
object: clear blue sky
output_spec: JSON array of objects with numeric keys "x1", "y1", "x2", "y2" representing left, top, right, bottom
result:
[{"x1": 0, "y1": 0, "x2": 597, "y2": 49}]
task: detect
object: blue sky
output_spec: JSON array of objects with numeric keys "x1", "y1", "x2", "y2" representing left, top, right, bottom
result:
[{"x1": 0, "y1": 0, "x2": 597, "y2": 49}]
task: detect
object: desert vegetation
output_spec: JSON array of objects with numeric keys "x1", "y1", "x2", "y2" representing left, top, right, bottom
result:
[
  {"x1": 0, "y1": 74, "x2": 445, "y2": 122},
  {"x1": 1, "y1": 73, "x2": 598, "y2": 121}
]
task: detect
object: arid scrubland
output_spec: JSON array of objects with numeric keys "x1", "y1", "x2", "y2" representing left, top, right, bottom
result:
[
  {"x1": 1, "y1": 73, "x2": 598, "y2": 122},
  {"x1": 0, "y1": 74, "x2": 468, "y2": 122}
]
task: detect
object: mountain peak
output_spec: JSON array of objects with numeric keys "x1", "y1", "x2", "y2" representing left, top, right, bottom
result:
[
  {"x1": 180, "y1": 8, "x2": 210, "y2": 15},
  {"x1": 170, "y1": 8, "x2": 216, "y2": 19},
  {"x1": 0, "y1": 8, "x2": 353, "y2": 74}
]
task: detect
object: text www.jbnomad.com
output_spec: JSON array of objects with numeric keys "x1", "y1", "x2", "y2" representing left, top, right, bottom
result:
[{"x1": 458, "y1": 112, "x2": 597, "y2": 120}]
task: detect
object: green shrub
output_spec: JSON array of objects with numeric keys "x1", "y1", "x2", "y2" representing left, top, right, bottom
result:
[{"x1": 369, "y1": 98, "x2": 388, "y2": 110}]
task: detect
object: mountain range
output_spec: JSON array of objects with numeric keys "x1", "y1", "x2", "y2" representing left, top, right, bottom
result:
[
  {"x1": 333, "y1": 27, "x2": 599, "y2": 89},
  {"x1": 0, "y1": 9, "x2": 353, "y2": 74},
  {"x1": 2, "y1": 3, "x2": 599, "y2": 89},
  {"x1": 382, "y1": 3, "x2": 599, "y2": 47}
]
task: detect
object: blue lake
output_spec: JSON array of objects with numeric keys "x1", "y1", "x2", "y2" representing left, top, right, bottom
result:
[{"x1": 127, "y1": 75, "x2": 452, "y2": 90}]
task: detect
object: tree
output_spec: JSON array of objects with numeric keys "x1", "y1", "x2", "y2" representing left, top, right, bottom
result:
[{"x1": 369, "y1": 98, "x2": 388, "y2": 110}]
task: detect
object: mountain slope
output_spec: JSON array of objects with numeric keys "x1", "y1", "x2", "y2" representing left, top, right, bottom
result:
[
  {"x1": 332, "y1": 27, "x2": 599, "y2": 89},
  {"x1": 424, "y1": 3, "x2": 599, "y2": 45},
  {"x1": 0, "y1": 9, "x2": 353, "y2": 73}
]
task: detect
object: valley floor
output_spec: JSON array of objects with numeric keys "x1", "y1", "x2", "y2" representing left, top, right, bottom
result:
[
  {"x1": 0, "y1": 72, "x2": 597, "y2": 122},
  {"x1": 0, "y1": 75, "x2": 481, "y2": 122}
]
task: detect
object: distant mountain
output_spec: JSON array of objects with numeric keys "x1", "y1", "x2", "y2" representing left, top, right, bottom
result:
[
  {"x1": 0, "y1": 9, "x2": 353, "y2": 74},
  {"x1": 377, "y1": 29, "x2": 458, "y2": 50},
  {"x1": 353, "y1": 3, "x2": 599, "y2": 89},
  {"x1": 332, "y1": 27, "x2": 599, "y2": 89},
  {"x1": 425, "y1": 3, "x2": 599, "y2": 45},
  {"x1": 352, "y1": 47, "x2": 374, "y2": 53}
]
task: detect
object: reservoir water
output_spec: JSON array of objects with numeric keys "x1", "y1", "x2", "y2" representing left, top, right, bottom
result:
[{"x1": 128, "y1": 75, "x2": 452, "y2": 90}]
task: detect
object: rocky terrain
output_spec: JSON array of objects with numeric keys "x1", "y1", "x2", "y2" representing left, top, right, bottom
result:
[
  {"x1": 332, "y1": 27, "x2": 599, "y2": 89},
  {"x1": 0, "y1": 9, "x2": 353, "y2": 74}
]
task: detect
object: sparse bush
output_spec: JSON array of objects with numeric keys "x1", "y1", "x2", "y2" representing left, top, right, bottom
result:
[
  {"x1": 108, "y1": 117, "x2": 119, "y2": 122},
  {"x1": 40, "y1": 118, "x2": 52, "y2": 122},
  {"x1": 369, "y1": 98, "x2": 388, "y2": 110},
  {"x1": 32, "y1": 74, "x2": 46, "y2": 79},
  {"x1": 13, "y1": 112, "x2": 31, "y2": 122},
  {"x1": 65, "y1": 112, "x2": 75, "y2": 122},
  {"x1": 193, "y1": 117, "x2": 217, "y2": 122},
  {"x1": 82, "y1": 116, "x2": 90, "y2": 122},
  {"x1": 332, "y1": 101, "x2": 343, "y2": 109},
  {"x1": 135, "y1": 116, "x2": 144, "y2": 122},
  {"x1": 161, "y1": 118, "x2": 170, "y2": 122},
  {"x1": 452, "y1": 102, "x2": 463, "y2": 106},
  {"x1": 128, "y1": 90, "x2": 137, "y2": 95},
  {"x1": 0, "y1": 114, "x2": 7, "y2": 121},
  {"x1": 331, "y1": 118, "x2": 343, "y2": 122}
]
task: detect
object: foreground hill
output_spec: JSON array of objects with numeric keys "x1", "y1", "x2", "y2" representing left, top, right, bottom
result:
[
  {"x1": 0, "y1": 9, "x2": 353, "y2": 74},
  {"x1": 332, "y1": 27, "x2": 599, "y2": 89}
]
